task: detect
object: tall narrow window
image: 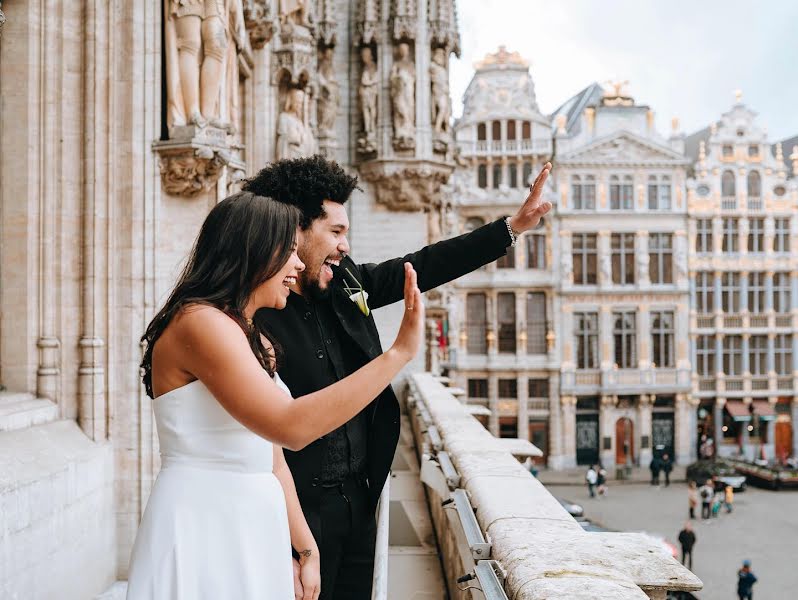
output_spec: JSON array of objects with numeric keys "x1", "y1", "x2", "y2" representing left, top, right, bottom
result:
[
  {"x1": 528, "y1": 379, "x2": 549, "y2": 397},
  {"x1": 477, "y1": 123, "x2": 487, "y2": 141},
  {"x1": 651, "y1": 310, "x2": 674, "y2": 367},
  {"x1": 748, "y1": 218, "x2": 765, "y2": 253},
  {"x1": 572, "y1": 175, "x2": 596, "y2": 210},
  {"x1": 721, "y1": 170, "x2": 736, "y2": 197},
  {"x1": 572, "y1": 233, "x2": 598, "y2": 284},
  {"x1": 648, "y1": 175, "x2": 672, "y2": 210},
  {"x1": 526, "y1": 292, "x2": 547, "y2": 354},
  {"x1": 497, "y1": 292, "x2": 516, "y2": 353},
  {"x1": 610, "y1": 175, "x2": 634, "y2": 210},
  {"x1": 468, "y1": 378, "x2": 488, "y2": 398},
  {"x1": 613, "y1": 311, "x2": 637, "y2": 368},
  {"x1": 477, "y1": 164, "x2": 487, "y2": 189},
  {"x1": 508, "y1": 162, "x2": 518, "y2": 188},
  {"x1": 526, "y1": 233, "x2": 546, "y2": 269},
  {"x1": 747, "y1": 171, "x2": 761, "y2": 197},
  {"x1": 775, "y1": 334, "x2": 793, "y2": 375},
  {"x1": 722, "y1": 218, "x2": 739, "y2": 252},
  {"x1": 575, "y1": 312, "x2": 599, "y2": 369},
  {"x1": 492, "y1": 120, "x2": 501, "y2": 140},
  {"x1": 522, "y1": 162, "x2": 533, "y2": 186},
  {"x1": 773, "y1": 272, "x2": 791, "y2": 313},
  {"x1": 507, "y1": 120, "x2": 516, "y2": 140},
  {"x1": 721, "y1": 272, "x2": 741, "y2": 313},
  {"x1": 747, "y1": 272, "x2": 766, "y2": 313},
  {"x1": 497, "y1": 247, "x2": 515, "y2": 269},
  {"x1": 522, "y1": 121, "x2": 531, "y2": 139},
  {"x1": 749, "y1": 335, "x2": 768, "y2": 375},
  {"x1": 611, "y1": 233, "x2": 636, "y2": 284},
  {"x1": 492, "y1": 163, "x2": 502, "y2": 189},
  {"x1": 696, "y1": 272, "x2": 715, "y2": 313},
  {"x1": 498, "y1": 378, "x2": 518, "y2": 398},
  {"x1": 649, "y1": 233, "x2": 673, "y2": 284},
  {"x1": 696, "y1": 218, "x2": 713, "y2": 253},
  {"x1": 696, "y1": 335, "x2": 715, "y2": 376},
  {"x1": 466, "y1": 293, "x2": 487, "y2": 354},
  {"x1": 774, "y1": 217, "x2": 790, "y2": 253},
  {"x1": 722, "y1": 335, "x2": 743, "y2": 375}
]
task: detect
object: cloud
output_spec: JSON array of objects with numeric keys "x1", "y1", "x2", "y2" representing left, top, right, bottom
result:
[{"x1": 451, "y1": 0, "x2": 798, "y2": 139}]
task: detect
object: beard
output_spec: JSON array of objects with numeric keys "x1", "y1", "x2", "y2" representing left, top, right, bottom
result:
[{"x1": 299, "y1": 266, "x2": 331, "y2": 302}]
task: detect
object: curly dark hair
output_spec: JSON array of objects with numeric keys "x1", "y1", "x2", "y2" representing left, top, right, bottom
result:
[{"x1": 242, "y1": 154, "x2": 360, "y2": 229}]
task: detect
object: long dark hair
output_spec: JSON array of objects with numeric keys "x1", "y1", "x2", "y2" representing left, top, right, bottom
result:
[{"x1": 140, "y1": 191, "x2": 301, "y2": 398}]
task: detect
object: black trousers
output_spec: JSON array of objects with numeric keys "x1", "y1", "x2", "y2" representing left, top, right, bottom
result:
[
  {"x1": 318, "y1": 476, "x2": 377, "y2": 600},
  {"x1": 701, "y1": 502, "x2": 711, "y2": 519},
  {"x1": 681, "y1": 548, "x2": 693, "y2": 570}
]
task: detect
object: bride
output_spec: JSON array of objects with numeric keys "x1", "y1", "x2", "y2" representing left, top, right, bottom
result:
[{"x1": 126, "y1": 191, "x2": 424, "y2": 600}]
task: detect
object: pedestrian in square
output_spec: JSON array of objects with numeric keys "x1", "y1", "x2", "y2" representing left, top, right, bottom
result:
[
  {"x1": 737, "y1": 559, "x2": 757, "y2": 600},
  {"x1": 724, "y1": 484, "x2": 734, "y2": 513},
  {"x1": 585, "y1": 465, "x2": 597, "y2": 498},
  {"x1": 699, "y1": 479, "x2": 713, "y2": 519},
  {"x1": 687, "y1": 481, "x2": 698, "y2": 519},
  {"x1": 677, "y1": 522, "x2": 696, "y2": 570},
  {"x1": 661, "y1": 453, "x2": 673, "y2": 487},
  {"x1": 649, "y1": 455, "x2": 661, "y2": 486},
  {"x1": 597, "y1": 465, "x2": 608, "y2": 496}
]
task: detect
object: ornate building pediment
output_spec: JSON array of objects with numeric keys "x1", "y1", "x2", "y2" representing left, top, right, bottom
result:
[{"x1": 559, "y1": 131, "x2": 689, "y2": 166}]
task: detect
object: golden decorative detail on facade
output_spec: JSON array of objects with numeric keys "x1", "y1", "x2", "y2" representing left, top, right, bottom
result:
[{"x1": 473, "y1": 45, "x2": 529, "y2": 70}]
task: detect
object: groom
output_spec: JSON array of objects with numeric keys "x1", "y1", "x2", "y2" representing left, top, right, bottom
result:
[{"x1": 247, "y1": 155, "x2": 551, "y2": 599}]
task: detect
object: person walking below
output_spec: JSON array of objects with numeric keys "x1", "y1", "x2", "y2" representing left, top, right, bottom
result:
[
  {"x1": 700, "y1": 479, "x2": 714, "y2": 519},
  {"x1": 586, "y1": 465, "x2": 597, "y2": 498},
  {"x1": 724, "y1": 484, "x2": 734, "y2": 513},
  {"x1": 597, "y1": 466, "x2": 608, "y2": 497},
  {"x1": 661, "y1": 453, "x2": 673, "y2": 487},
  {"x1": 687, "y1": 481, "x2": 698, "y2": 519},
  {"x1": 737, "y1": 560, "x2": 757, "y2": 600},
  {"x1": 649, "y1": 455, "x2": 661, "y2": 486},
  {"x1": 677, "y1": 522, "x2": 696, "y2": 570}
]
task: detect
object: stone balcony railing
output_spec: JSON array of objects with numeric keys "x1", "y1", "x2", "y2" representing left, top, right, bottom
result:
[{"x1": 406, "y1": 373, "x2": 702, "y2": 599}]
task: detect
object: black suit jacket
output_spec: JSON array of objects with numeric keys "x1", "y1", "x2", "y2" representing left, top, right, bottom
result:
[{"x1": 255, "y1": 218, "x2": 511, "y2": 539}]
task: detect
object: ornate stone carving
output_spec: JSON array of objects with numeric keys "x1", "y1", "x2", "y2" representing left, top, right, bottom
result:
[
  {"x1": 164, "y1": 0, "x2": 250, "y2": 132},
  {"x1": 357, "y1": 46, "x2": 378, "y2": 155},
  {"x1": 361, "y1": 163, "x2": 452, "y2": 212},
  {"x1": 390, "y1": 0, "x2": 417, "y2": 41},
  {"x1": 390, "y1": 42, "x2": 416, "y2": 150},
  {"x1": 355, "y1": 0, "x2": 380, "y2": 45},
  {"x1": 317, "y1": 47, "x2": 339, "y2": 136},
  {"x1": 243, "y1": 0, "x2": 275, "y2": 49},
  {"x1": 272, "y1": 21, "x2": 315, "y2": 85},
  {"x1": 277, "y1": 88, "x2": 317, "y2": 159},
  {"x1": 278, "y1": 0, "x2": 313, "y2": 29},
  {"x1": 430, "y1": 47, "x2": 451, "y2": 153},
  {"x1": 0, "y1": 1, "x2": 6, "y2": 38},
  {"x1": 315, "y1": 0, "x2": 338, "y2": 47},
  {"x1": 428, "y1": 0, "x2": 460, "y2": 56}
]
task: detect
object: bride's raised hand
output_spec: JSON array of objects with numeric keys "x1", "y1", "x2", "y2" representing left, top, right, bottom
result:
[{"x1": 390, "y1": 262, "x2": 425, "y2": 362}]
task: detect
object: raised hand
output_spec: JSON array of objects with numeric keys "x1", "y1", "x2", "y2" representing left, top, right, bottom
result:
[
  {"x1": 391, "y1": 262, "x2": 425, "y2": 361},
  {"x1": 508, "y1": 162, "x2": 553, "y2": 234}
]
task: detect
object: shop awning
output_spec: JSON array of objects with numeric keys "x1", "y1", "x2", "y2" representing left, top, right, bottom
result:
[
  {"x1": 724, "y1": 400, "x2": 752, "y2": 421},
  {"x1": 753, "y1": 400, "x2": 777, "y2": 420}
]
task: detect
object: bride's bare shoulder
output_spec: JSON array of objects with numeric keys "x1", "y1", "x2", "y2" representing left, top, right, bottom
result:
[{"x1": 173, "y1": 304, "x2": 241, "y2": 338}]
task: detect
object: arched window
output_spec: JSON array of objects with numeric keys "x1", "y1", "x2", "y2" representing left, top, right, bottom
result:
[
  {"x1": 747, "y1": 171, "x2": 761, "y2": 197},
  {"x1": 721, "y1": 170, "x2": 736, "y2": 197},
  {"x1": 522, "y1": 121, "x2": 531, "y2": 139},
  {"x1": 522, "y1": 162, "x2": 533, "y2": 186},
  {"x1": 477, "y1": 164, "x2": 487, "y2": 189},
  {"x1": 509, "y1": 163, "x2": 518, "y2": 188},
  {"x1": 492, "y1": 120, "x2": 501, "y2": 141},
  {"x1": 477, "y1": 123, "x2": 486, "y2": 141},
  {"x1": 492, "y1": 163, "x2": 502, "y2": 188},
  {"x1": 507, "y1": 120, "x2": 516, "y2": 140}
]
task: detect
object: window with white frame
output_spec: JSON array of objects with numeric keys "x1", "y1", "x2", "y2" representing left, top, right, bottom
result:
[
  {"x1": 573, "y1": 233, "x2": 598, "y2": 285},
  {"x1": 721, "y1": 272, "x2": 741, "y2": 313},
  {"x1": 648, "y1": 233, "x2": 673, "y2": 284},
  {"x1": 571, "y1": 175, "x2": 596, "y2": 210},
  {"x1": 522, "y1": 162, "x2": 533, "y2": 186},
  {"x1": 492, "y1": 163, "x2": 502, "y2": 189},
  {"x1": 477, "y1": 164, "x2": 487, "y2": 189},
  {"x1": 747, "y1": 171, "x2": 761, "y2": 197},
  {"x1": 773, "y1": 272, "x2": 791, "y2": 313},
  {"x1": 611, "y1": 233, "x2": 635, "y2": 284},
  {"x1": 696, "y1": 335, "x2": 715, "y2": 376},
  {"x1": 721, "y1": 170, "x2": 736, "y2": 196},
  {"x1": 509, "y1": 162, "x2": 518, "y2": 188},
  {"x1": 497, "y1": 292, "x2": 516, "y2": 353},
  {"x1": 749, "y1": 335, "x2": 768, "y2": 375},
  {"x1": 610, "y1": 174, "x2": 634, "y2": 210},
  {"x1": 526, "y1": 292, "x2": 547, "y2": 354},
  {"x1": 466, "y1": 293, "x2": 487, "y2": 354},
  {"x1": 696, "y1": 218, "x2": 713, "y2": 253},
  {"x1": 651, "y1": 310, "x2": 674, "y2": 368},
  {"x1": 722, "y1": 335, "x2": 743, "y2": 375},
  {"x1": 575, "y1": 312, "x2": 599, "y2": 369},
  {"x1": 722, "y1": 218, "x2": 739, "y2": 252},
  {"x1": 775, "y1": 334, "x2": 793, "y2": 375},
  {"x1": 748, "y1": 272, "x2": 766, "y2": 313},
  {"x1": 774, "y1": 218, "x2": 790, "y2": 253},
  {"x1": 647, "y1": 175, "x2": 672, "y2": 210},
  {"x1": 696, "y1": 272, "x2": 715, "y2": 313},
  {"x1": 613, "y1": 311, "x2": 637, "y2": 368},
  {"x1": 526, "y1": 233, "x2": 546, "y2": 269},
  {"x1": 748, "y1": 218, "x2": 765, "y2": 253}
]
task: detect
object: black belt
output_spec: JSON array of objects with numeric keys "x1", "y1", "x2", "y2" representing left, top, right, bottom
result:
[{"x1": 318, "y1": 472, "x2": 369, "y2": 489}]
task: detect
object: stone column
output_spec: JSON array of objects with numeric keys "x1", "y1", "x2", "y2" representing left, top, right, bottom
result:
[
  {"x1": 764, "y1": 215, "x2": 775, "y2": 258},
  {"x1": 548, "y1": 372, "x2": 563, "y2": 467},
  {"x1": 793, "y1": 400, "x2": 798, "y2": 459},
  {"x1": 714, "y1": 398, "x2": 726, "y2": 451},
  {"x1": 739, "y1": 270, "x2": 749, "y2": 313},
  {"x1": 488, "y1": 374, "x2": 499, "y2": 436},
  {"x1": 598, "y1": 230, "x2": 612, "y2": 289},
  {"x1": 638, "y1": 304, "x2": 650, "y2": 369},
  {"x1": 600, "y1": 305, "x2": 613, "y2": 369},
  {"x1": 637, "y1": 230, "x2": 650, "y2": 287},
  {"x1": 739, "y1": 217, "x2": 749, "y2": 257},
  {"x1": 517, "y1": 373, "x2": 529, "y2": 441},
  {"x1": 516, "y1": 291, "x2": 527, "y2": 359},
  {"x1": 600, "y1": 395, "x2": 616, "y2": 468},
  {"x1": 712, "y1": 217, "x2": 723, "y2": 253},
  {"x1": 560, "y1": 395, "x2": 577, "y2": 469},
  {"x1": 638, "y1": 395, "x2": 654, "y2": 467},
  {"x1": 559, "y1": 230, "x2": 572, "y2": 288},
  {"x1": 742, "y1": 333, "x2": 751, "y2": 379},
  {"x1": 674, "y1": 394, "x2": 694, "y2": 464}
]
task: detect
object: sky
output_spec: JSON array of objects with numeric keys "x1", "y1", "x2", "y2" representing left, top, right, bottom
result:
[{"x1": 450, "y1": 0, "x2": 798, "y2": 140}]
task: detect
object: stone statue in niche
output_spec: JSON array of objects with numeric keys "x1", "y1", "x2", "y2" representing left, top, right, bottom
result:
[
  {"x1": 278, "y1": 0, "x2": 313, "y2": 28},
  {"x1": 276, "y1": 88, "x2": 317, "y2": 159},
  {"x1": 165, "y1": 0, "x2": 247, "y2": 132},
  {"x1": 317, "y1": 47, "x2": 339, "y2": 136},
  {"x1": 390, "y1": 42, "x2": 416, "y2": 150},
  {"x1": 357, "y1": 46, "x2": 378, "y2": 155},
  {"x1": 429, "y1": 48, "x2": 451, "y2": 137}
]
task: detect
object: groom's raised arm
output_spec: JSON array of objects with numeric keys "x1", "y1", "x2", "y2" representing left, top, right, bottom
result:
[{"x1": 358, "y1": 163, "x2": 552, "y2": 310}]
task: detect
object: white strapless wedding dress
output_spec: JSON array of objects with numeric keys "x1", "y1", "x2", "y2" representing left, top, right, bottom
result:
[{"x1": 126, "y1": 375, "x2": 294, "y2": 599}]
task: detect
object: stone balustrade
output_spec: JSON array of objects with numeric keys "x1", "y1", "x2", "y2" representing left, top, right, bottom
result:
[{"x1": 407, "y1": 373, "x2": 702, "y2": 600}]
